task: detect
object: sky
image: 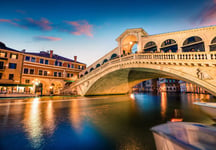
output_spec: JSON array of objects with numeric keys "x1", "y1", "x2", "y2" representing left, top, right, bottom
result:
[{"x1": 0, "y1": 0, "x2": 216, "y2": 66}]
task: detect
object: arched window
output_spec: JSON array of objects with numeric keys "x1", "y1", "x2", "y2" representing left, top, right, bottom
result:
[
  {"x1": 182, "y1": 36, "x2": 204, "y2": 52},
  {"x1": 210, "y1": 37, "x2": 216, "y2": 51},
  {"x1": 84, "y1": 71, "x2": 88, "y2": 75},
  {"x1": 90, "y1": 67, "x2": 94, "y2": 72},
  {"x1": 110, "y1": 53, "x2": 118, "y2": 60},
  {"x1": 160, "y1": 39, "x2": 177, "y2": 53},
  {"x1": 144, "y1": 41, "x2": 157, "y2": 53},
  {"x1": 96, "y1": 64, "x2": 100, "y2": 68},
  {"x1": 102, "y1": 59, "x2": 108, "y2": 64}
]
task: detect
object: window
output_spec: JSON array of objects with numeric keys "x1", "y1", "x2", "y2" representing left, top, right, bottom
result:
[
  {"x1": 31, "y1": 57, "x2": 36, "y2": 62},
  {"x1": 71, "y1": 64, "x2": 74, "y2": 68},
  {"x1": 0, "y1": 52, "x2": 7, "y2": 57},
  {"x1": 82, "y1": 66, "x2": 85, "y2": 70},
  {"x1": 67, "y1": 64, "x2": 70, "y2": 68},
  {"x1": 30, "y1": 69, "x2": 34, "y2": 74},
  {"x1": 54, "y1": 72, "x2": 57, "y2": 77},
  {"x1": 0, "y1": 73, "x2": 2, "y2": 79},
  {"x1": 44, "y1": 71, "x2": 48, "y2": 76},
  {"x1": 58, "y1": 72, "x2": 62, "y2": 77},
  {"x1": 55, "y1": 61, "x2": 58, "y2": 66},
  {"x1": 78, "y1": 65, "x2": 81, "y2": 69},
  {"x1": 9, "y1": 74, "x2": 14, "y2": 80},
  {"x1": 10, "y1": 53, "x2": 18, "y2": 59},
  {"x1": 23, "y1": 68, "x2": 28, "y2": 74},
  {"x1": 45, "y1": 60, "x2": 49, "y2": 64},
  {"x1": 25, "y1": 79, "x2": 30, "y2": 84},
  {"x1": 25, "y1": 56, "x2": 30, "y2": 61},
  {"x1": 71, "y1": 73, "x2": 73, "y2": 77},
  {"x1": 40, "y1": 59, "x2": 44, "y2": 64},
  {"x1": 9, "y1": 63, "x2": 17, "y2": 69},
  {"x1": 0, "y1": 61, "x2": 4, "y2": 69},
  {"x1": 59, "y1": 62, "x2": 62, "y2": 66},
  {"x1": 67, "y1": 73, "x2": 70, "y2": 77},
  {"x1": 39, "y1": 70, "x2": 43, "y2": 75}
]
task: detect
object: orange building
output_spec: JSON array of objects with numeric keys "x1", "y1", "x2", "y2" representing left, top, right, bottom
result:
[
  {"x1": 0, "y1": 42, "x2": 27, "y2": 94},
  {"x1": 22, "y1": 50, "x2": 86, "y2": 95},
  {"x1": 0, "y1": 41, "x2": 86, "y2": 96}
]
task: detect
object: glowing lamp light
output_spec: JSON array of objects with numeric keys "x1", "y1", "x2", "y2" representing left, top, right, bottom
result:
[{"x1": 129, "y1": 41, "x2": 133, "y2": 45}]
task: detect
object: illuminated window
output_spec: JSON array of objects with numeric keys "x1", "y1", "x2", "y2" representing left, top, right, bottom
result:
[
  {"x1": 10, "y1": 53, "x2": 18, "y2": 59},
  {"x1": 0, "y1": 52, "x2": 6, "y2": 57}
]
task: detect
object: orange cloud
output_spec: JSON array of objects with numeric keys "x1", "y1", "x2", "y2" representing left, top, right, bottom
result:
[
  {"x1": 34, "y1": 36, "x2": 61, "y2": 41},
  {"x1": 66, "y1": 20, "x2": 93, "y2": 37}
]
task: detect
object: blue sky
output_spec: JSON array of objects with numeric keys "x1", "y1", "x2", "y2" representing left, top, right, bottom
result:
[{"x1": 0, "y1": 0, "x2": 216, "y2": 65}]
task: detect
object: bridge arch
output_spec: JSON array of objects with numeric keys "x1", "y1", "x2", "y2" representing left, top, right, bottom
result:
[
  {"x1": 89, "y1": 67, "x2": 94, "y2": 72},
  {"x1": 96, "y1": 63, "x2": 101, "y2": 68},
  {"x1": 144, "y1": 41, "x2": 157, "y2": 53},
  {"x1": 182, "y1": 36, "x2": 205, "y2": 52},
  {"x1": 110, "y1": 53, "x2": 118, "y2": 60},
  {"x1": 210, "y1": 37, "x2": 216, "y2": 51},
  {"x1": 160, "y1": 39, "x2": 178, "y2": 53},
  {"x1": 102, "y1": 59, "x2": 108, "y2": 64}
]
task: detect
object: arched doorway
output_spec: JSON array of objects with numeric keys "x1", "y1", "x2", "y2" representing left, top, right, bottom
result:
[
  {"x1": 35, "y1": 83, "x2": 43, "y2": 96},
  {"x1": 121, "y1": 35, "x2": 138, "y2": 55},
  {"x1": 182, "y1": 36, "x2": 205, "y2": 52},
  {"x1": 160, "y1": 39, "x2": 178, "y2": 53},
  {"x1": 210, "y1": 37, "x2": 216, "y2": 51},
  {"x1": 144, "y1": 41, "x2": 157, "y2": 53}
]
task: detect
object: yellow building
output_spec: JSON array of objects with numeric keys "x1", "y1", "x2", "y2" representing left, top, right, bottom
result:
[
  {"x1": 22, "y1": 50, "x2": 86, "y2": 95},
  {"x1": 0, "y1": 42, "x2": 28, "y2": 94}
]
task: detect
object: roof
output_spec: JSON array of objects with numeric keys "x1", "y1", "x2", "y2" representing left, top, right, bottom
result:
[
  {"x1": 0, "y1": 41, "x2": 21, "y2": 52},
  {"x1": 25, "y1": 51, "x2": 85, "y2": 64}
]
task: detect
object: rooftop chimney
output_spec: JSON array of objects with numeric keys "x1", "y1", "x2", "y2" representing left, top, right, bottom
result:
[
  {"x1": 50, "y1": 50, "x2": 53, "y2": 58},
  {"x1": 74, "y1": 56, "x2": 77, "y2": 62}
]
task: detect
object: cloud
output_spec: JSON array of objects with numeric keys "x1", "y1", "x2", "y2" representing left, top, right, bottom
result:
[
  {"x1": 192, "y1": 0, "x2": 216, "y2": 26},
  {"x1": 0, "y1": 17, "x2": 93, "y2": 37},
  {"x1": 0, "y1": 17, "x2": 52, "y2": 31},
  {"x1": 65, "y1": 20, "x2": 93, "y2": 37},
  {"x1": 34, "y1": 36, "x2": 62, "y2": 41}
]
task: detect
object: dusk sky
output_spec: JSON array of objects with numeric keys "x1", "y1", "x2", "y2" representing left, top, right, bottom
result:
[{"x1": 0, "y1": 0, "x2": 216, "y2": 65}]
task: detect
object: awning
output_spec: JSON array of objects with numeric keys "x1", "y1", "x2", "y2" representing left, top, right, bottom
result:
[{"x1": 0, "y1": 84, "x2": 33, "y2": 87}]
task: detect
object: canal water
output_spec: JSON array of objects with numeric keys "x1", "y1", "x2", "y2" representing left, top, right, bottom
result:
[{"x1": 0, "y1": 93, "x2": 214, "y2": 150}]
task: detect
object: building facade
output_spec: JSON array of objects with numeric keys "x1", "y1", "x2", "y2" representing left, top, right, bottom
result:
[{"x1": 0, "y1": 42, "x2": 86, "y2": 96}]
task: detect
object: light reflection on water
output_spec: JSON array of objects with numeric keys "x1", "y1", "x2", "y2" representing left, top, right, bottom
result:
[{"x1": 0, "y1": 93, "x2": 215, "y2": 150}]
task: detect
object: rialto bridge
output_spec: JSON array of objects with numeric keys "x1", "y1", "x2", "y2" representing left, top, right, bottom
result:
[{"x1": 66, "y1": 26, "x2": 216, "y2": 96}]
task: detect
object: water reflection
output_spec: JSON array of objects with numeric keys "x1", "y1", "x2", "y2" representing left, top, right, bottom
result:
[
  {"x1": 0, "y1": 93, "x2": 215, "y2": 150},
  {"x1": 69, "y1": 100, "x2": 83, "y2": 133},
  {"x1": 160, "y1": 92, "x2": 167, "y2": 120},
  {"x1": 44, "y1": 100, "x2": 55, "y2": 135},
  {"x1": 23, "y1": 98, "x2": 44, "y2": 149}
]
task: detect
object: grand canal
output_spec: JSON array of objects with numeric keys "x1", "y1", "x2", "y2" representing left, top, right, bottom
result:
[{"x1": 0, "y1": 93, "x2": 214, "y2": 150}]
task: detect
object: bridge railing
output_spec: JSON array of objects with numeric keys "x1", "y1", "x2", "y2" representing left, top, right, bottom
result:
[{"x1": 76, "y1": 52, "x2": 216, "y2": 84}]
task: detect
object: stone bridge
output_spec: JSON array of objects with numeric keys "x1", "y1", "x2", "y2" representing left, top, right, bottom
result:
[{"x1": 68, "y1": 26, "x2": 216, "y2": 96}]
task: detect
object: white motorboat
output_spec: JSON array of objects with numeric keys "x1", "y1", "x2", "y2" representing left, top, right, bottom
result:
[
  {"x1": 194, "y1": 102, "x2": 216, "y2": 120},
  {"x1": 151, "y1": 122, "x2": 216, "y2": 150}
]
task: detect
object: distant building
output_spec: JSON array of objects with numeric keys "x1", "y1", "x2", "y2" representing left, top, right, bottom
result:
[
  {"x1": 158, "y1": 78, "x2": 180, "y2": 92},
  {"x1": 179, "y1": 81, "x2": 207, "y2": 93},
  {"x1": 0, "y1": 42, "x2": 86, "y2": 95}
]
